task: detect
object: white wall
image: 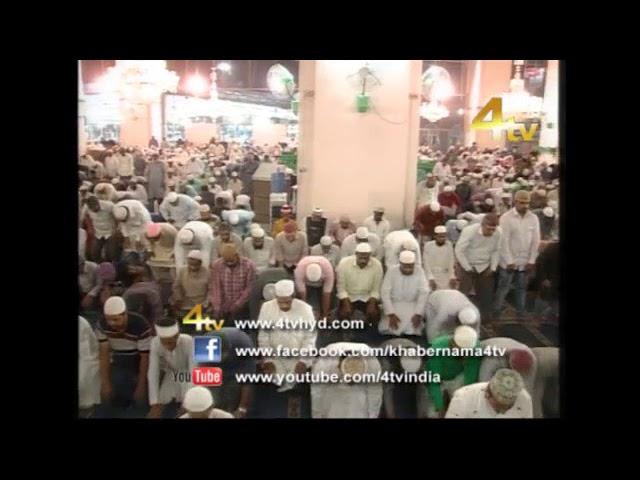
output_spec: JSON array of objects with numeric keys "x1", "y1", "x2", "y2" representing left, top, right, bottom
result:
[
  {"x1": 297, "y1": 60, "x2": 421, "y2": 230},
  {"x1": 185, "y1": 122, "x2": 219, "y2": 145}
]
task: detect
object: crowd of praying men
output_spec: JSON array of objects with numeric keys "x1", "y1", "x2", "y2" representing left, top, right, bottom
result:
[{"x1": 78, "y1": 139, "x2": 560, "y2": 419}]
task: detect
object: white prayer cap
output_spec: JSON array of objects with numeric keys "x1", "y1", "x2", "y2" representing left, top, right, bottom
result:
[
  {"x1": 543, "y1": 207, "x2": 555, "y2": 218},
  {"x1": 167, "y1": 181, "x2": 176, "y2": 187},
  {"x1": 251, "y1": 228, "x2": 265, "y2": 238},
  {"x1": 548, "y1": 200, "x2": 558, "y2": 210},
  {"x1": 199, "y1": 204, "x2": 210, "y2": 213},
  {"x1": 79, "y1": 185, "x2": 89, "y2": 192},
  {"x1": 537, "y1": 190, "x2": 547, "y2": 197},
  {"x1": 231, "y1": 171, "x2": 238, "y2": 177},
  {"x1": 262, "y1": 283, "x2": 277, "y2": 301},
  {"x1": 522, "y1": 168, "x2": 531, "y2": 176},
  {"x1": 400, "y1": 355, "x2": 422, "y2": 373},
  {"x1": 183, "y1": 386, "x2": 214, "y2": 412},
  {"x1": 286, "y1": 168, "x2": 294, "y2": 175},
  {"x1": 458, "y1": 307, "x2": 479, "y2": 326},
  {"x1": 82, "y1": 181, "x2": 93, "y2": 188},
  {"x1": 320, "y1": 235, "x2": 333, "y2": 246},
  {"x1": 236, "y1": 195, "x2": 251, "y2": 207},
  {"x1": 228, "y1": 213, "x2": 240, "y2": 225},
  {"x1": 497, "y1": 172, "x2": 504, "y2": 177},
  {"x1": 426, "y1": 173, "x2": 434, "y2": 178},
  {"x1": 444, "y1": 185, "x2": 455, "y2": 193},
  {"x1": 534, "y1": 171, "x2": 541, "y2": 177},
  {"x1": 187, "y1": 250, "x2": 203, "y2": 261},
  {"x1": 113, "y1": 205, "x2": 128, "y2": 221},
  {"x1": 306, "y1": 263, "x2": 323, "y2": 282},
  {"x1": 485, "y1": 198, "x2": 494, "y2": 206},
  {"x1": 546, "y1": 167, "x2": 553, "y2": 173},
  {"x1": 399, "y1": 250, "x2": 416, "y2": 264},
  {"x1": 208, "y1": 177, "x2": 216, "y2": 184},
  {"x1": 517, "y1": 178, "x2": 527, "y2": 185},
  {"x1": 313, "y1": 207, "x2": 323, "y2": 215},
  {"x1": 434, "y1": 226, "x2": 447, "y2": 234},
  {"x1": 275, "y1": 279, "x2": 295, "y2": 297},
  {"x1": 194, "y1": 196, "x2": 202, "y2": 202},
  {"x1": 374, "y1": 207, "x2": 385, "y2": 213},
  {"x1": 340, "y1": 356, "x2": 366, "y2": 376},
  {"x1": 430, "y1": 202, "x2": 441, "y2": 212},
  {"x1": 355, "y1": 243, "x2": 372, "y2": 254},
  {"x1": 187, "y1": 174, "x2": 194, "y2": 180},
  {"x1": 104, "y1": 296, "x2": 126, "y2": 316},
  {"x1": 453, "y1": 325, "x2": 478, "y2": 348},
  {"x1": 111, "y1": 177, "x2": 120, "y2": 184},
  {"x1": 356, "y1": 227, "x2": 369, "y2": 239},
  {"x1": 178, "y1": 229, "x2": 194, "y2": 244},
  {"x1": 167, "y1": 192, "x2": 178, "y2": 203},
  {"x1": 501, "y1": 192, "x2": 512, "y2": 199}
]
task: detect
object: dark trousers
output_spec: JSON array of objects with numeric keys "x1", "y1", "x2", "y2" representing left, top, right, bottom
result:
[
  {"x1": 458, "y1": 267, "x2": 495, "y2": 321},
  {"x1": 95, "y1": 357, "x2": 148, "y2": 418},
  {"x1": 494, "y1": 268, "x2": 530, "y2": 316},
  {"x1": 90, "y1": 236, "x2": 120, "y2": 263}
]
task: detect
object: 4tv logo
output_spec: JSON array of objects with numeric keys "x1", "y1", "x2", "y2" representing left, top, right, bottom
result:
[
  {"x1": 471, "y1": 97, "x2": 539, "y2": 142},
  {"x1": 182, "y1": 304, "x2": 225, "y2": 332}
]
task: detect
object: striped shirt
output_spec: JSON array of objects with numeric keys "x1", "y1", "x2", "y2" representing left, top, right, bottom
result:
[
  {"x1": 210, "y1": 257, "x2": 256, "y2": 313},
  {"x1": 95, "y1": 312, "x2": 152, "y2": 357}
]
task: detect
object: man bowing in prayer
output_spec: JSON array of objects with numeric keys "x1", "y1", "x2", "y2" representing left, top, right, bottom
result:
[{"x1": 445, "y1": 368, "x2": 533, "y2": 418}]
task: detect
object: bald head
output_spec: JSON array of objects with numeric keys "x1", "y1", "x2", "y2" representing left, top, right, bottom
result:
[
  {"x1": 221, "y1": 244, "x2": 239, "y2": 266},
  {"x1": 514, "y1": 190, "x2": 531, "y2": 215}
]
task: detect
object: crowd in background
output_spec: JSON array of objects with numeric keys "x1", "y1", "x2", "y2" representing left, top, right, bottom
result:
[{"x1": 78, "y1": 137, "x2": 560, "y2": 420}]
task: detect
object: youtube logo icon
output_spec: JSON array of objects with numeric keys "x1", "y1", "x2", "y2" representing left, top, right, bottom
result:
[{"x1": 192, "y1": 367, "x2": 223, "y2": 387}]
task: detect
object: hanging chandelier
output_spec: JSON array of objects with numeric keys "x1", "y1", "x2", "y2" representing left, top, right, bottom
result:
[
  {"x1": 98, "y1": 60, "x2": 180, "y2": 105},
  {"x1": 420, "y1": 65, "x2": 455, "y2": 123},
  {"x1": 501, "y1": 61, "x2": 543, "y2": 118}
]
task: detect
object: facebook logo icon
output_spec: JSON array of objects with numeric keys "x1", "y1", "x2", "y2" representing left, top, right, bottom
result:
[{"x1": 194, "y1": 336, "x2": 222, "y2": 363}]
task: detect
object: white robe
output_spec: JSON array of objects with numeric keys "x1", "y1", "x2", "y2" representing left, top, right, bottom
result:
[
  {"x1": 423, "y1": 240, "x2": 456, "y2": 289},
  {"x1": 379, "y1": 265, "x2": 430, "y2": 336},
  {"x1": 478, "y1": 337, "x2": 537, "y2": 396},
  {"x1": 78, "y1": 316, "x2": 100, "y2": 408},
  {"x1": 383, "y1": 230, "x2": 422, "y2": 270},
  {"x1": 363, "y1": 217, "x2": 390, "y2": 245},
  {"x1": 148, "y1": 335, "x2": 194, "y2": 405},
  {"x1": 159, "y1": 194, "x2": 201, "y2": 229},
  {"x1": 310, "y1": 342, "x2": 382, "y2": 418},
  {"x1": 340, "y1": 233, "x2": 383, "y2": 260},
  {"x1": 257, "y1": 299, "x2": 317, "y2": 391},
  {"x1": 174, "y1": 221, "x2": 214, "y2": 270},
  {"x1": 445, "y1": 382, "x2": 533, "y2": 418},
  {"x1": 424, "y1": 289, "x2": 480, "y2": 342},
  {"x1": 116, "y1": 199, "x2": 152, "y2": 243}
]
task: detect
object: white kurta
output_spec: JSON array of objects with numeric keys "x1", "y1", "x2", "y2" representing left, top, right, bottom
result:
[
  {"x1": 159, "y1": 194, "x2": 201, "y2": 229},
  {"x1": 423, "y1": 240, "x2": 456, "y2": 289},
  {"x1": 379, "y1": 265, "x2": 430, "y2": 336},
  {"x1": 116, "y1": 199, "x2": 152, "y2": 243},
  {"x1": 416, "y1": 181, "x2": 441, "y2": 208},
  {"x1": 341, "y1": 233, "x2": 383, "y2": 259},
  {"x1": 424, "y1": 289, "x2": 480, "y2": 342},
  {"x1": 243, "y1": 237, "x2": 276, "y2": 272},
  {"x1": 174, "y1": 221, "x2": 214, "y2": 270},
  {"x1": 78, "y1": 316, "x2": 100, "y2": 408},
  {"x1": 257, "y1": 299, "x2": 317, "y2": 391},
  {"x1": 311, "y1": 342, "x2": 382, "y2": 418},
  {"x1": 363, "y1": 217, "x2": 391, "y2": 245},
  {"x1": 445, "y1": 382, "x2": 533, "y2": 418},
  {"x1": 383, "y1": 230, "x2": 422, "y2": 270},
  {"x1": 148, "y1": 335, "x2": 194, "y2": 405}
]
